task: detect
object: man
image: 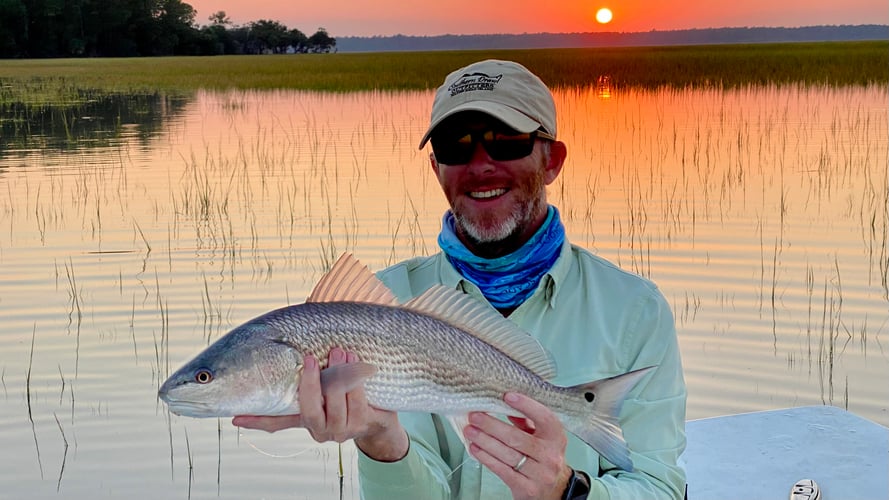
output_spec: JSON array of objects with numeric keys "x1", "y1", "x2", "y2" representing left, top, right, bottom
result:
[{"x1": 234, "y1": 59, "x2": 687, "y2": 499}]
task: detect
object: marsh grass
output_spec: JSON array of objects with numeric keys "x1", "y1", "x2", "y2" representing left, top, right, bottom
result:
[
  {"x1": 26, "y1": 324, "x2": 45, "y2": 480},
  {"x1": 0, "y1": 42, "x2": 886, "y2": 106},
  {"x1": 52, "y1": 412, "x2": 69, "y2": 492}
]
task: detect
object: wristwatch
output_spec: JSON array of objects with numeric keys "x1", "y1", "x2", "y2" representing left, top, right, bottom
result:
[{"x1": 562, "y1": 468, "x2": 591, "y2": 500}]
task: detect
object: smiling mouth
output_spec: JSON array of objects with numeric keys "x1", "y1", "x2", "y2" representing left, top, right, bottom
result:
[{"x1": 469, "y1": 188, "x2": 507, "y2": 200}]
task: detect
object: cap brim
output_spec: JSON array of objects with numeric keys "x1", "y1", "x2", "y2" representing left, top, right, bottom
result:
[{"x1": 417, "y1": 101, "x2": 543, "y2": 149}]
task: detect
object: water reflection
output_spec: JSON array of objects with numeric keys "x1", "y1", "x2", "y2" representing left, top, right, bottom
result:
[
  {"x1": 0, "y1": 91, "x2": 192, "y2": 156},
  {"x1": 596, "y1": 75, "x2": 613, "y2": 99},
  {"x1": 0, "y1": 84, "x2": 886, "y2": 499}
]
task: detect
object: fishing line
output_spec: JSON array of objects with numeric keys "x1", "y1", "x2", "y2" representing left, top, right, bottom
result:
[
  {"x1": 237, "y1": 430, "x2": 321, "y2": 459},
  {"x1": 239, "y1": 428, "x2": 476, "y2": 476},
  {"x1": 446, "y1": 455, "x2": 480, "y2": 479}
]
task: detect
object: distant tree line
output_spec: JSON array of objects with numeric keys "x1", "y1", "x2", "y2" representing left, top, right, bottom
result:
[
  {"x1": 0, "y1": 0, "x2": 336, "y2": 58},
  {"x1": 336, "y1": 25, "x2": 888, "y2": 53}
]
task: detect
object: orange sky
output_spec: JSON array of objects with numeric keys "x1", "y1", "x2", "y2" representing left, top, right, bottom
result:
[{"x1": 185, "y1": 0, "x2": 888, "y2": 37}]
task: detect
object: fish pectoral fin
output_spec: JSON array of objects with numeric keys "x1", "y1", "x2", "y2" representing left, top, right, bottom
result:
[{"x1": 318, "y1": 362, "x2": 378, "y2": 393}]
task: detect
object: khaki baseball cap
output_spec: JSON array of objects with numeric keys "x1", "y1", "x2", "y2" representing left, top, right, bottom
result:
[{"x1": 418, "y1": 59, "x2": 557, "y2": 149}]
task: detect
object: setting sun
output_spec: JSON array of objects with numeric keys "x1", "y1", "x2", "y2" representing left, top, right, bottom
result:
[{"x1": 595, "y1": 7, "x2": 613, "y2": 24}]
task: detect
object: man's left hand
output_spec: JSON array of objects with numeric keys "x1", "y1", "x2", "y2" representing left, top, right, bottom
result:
[{"x1": 463, "y1": 392, "x2": 573, "y2": 500}]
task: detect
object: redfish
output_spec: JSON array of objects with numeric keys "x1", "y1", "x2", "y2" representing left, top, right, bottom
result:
[{"x1": 158, "y1": 254, "x2": 653, "y2": 471}]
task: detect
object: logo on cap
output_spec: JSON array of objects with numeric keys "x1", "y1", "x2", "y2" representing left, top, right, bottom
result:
[{"x1": 447, "y1": 72, "x2": 503, "y2": 97}]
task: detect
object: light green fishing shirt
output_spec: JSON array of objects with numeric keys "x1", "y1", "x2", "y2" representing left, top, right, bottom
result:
[{"x1": 360, "y1": 242, "x2": 687, "y2": 500}]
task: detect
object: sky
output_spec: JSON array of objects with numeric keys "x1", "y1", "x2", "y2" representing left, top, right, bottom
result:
[{"x1": 185, "y1": 0, "x2": 889, "y2": 37}]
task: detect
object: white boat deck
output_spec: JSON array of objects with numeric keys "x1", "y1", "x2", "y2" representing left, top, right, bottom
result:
[{"x1": 684, "y1": 405, "x2": 888, "y2": 499}]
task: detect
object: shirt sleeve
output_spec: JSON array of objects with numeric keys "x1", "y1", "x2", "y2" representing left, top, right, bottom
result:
[
  {"x1": 591, "y1": 289, "x2": 687, "y2": 500},
  {"x1": 357, "y1": 412, "x2": 454, "y2": 499}
]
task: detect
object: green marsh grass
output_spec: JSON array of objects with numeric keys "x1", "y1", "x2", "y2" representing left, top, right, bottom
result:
[{"x1": 1, "y1": 42, "x2": 886, "y2": 105}]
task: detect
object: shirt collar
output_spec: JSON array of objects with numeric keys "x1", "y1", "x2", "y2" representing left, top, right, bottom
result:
[{"x1": 541, "y1": 240, "x2": 573, "y2": 308}]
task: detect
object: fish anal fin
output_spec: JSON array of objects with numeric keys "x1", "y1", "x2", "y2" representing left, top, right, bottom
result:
[
  {"x1": 445, "y1": 414, "x2": 472, "y2": 452},
  {"x1": 307, "y1": 253, "x2": 398, "y2": 306},
  {"x1": 405, "y1": 286, "x2": 557, "y2": 380}
]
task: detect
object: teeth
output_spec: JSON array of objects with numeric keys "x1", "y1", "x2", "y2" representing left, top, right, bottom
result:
[{"x1": 469, "y1": 189, "x2": 506, "y2": 199}]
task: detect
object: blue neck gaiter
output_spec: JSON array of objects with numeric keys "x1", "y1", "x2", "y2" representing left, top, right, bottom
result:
[{"x1": 438, "y1": 206, "x2": 565, "y2": 309}]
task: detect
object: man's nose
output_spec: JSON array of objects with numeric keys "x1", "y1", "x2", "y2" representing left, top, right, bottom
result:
[{"x1": 465, "y1": 141, "x2": 495, "y2": 174}]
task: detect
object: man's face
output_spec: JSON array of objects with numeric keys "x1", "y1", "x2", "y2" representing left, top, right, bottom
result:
[{"x1": 430, "y1": 112, "x2": 563, "y2": 252}]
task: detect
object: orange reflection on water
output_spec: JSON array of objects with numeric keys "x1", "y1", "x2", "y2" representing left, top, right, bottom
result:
[{"x1": 596, "y1": 75, "x2": 613, "y2": 99}]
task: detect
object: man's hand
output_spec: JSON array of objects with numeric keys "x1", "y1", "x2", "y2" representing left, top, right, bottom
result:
[
  {"x1": 232, "y1": 347, "x2": 409, "y2": 462},
  {"x1": 463, "y1": 392, "x2": 573, "y2": 500}
]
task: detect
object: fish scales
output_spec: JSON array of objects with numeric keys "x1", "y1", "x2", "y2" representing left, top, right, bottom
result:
[{"x1": 270, "y1": 301, "x2": 552, "y2": 414}]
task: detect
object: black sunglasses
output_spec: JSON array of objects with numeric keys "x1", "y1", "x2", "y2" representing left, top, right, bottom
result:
[{"x1": 431, "y1": 127, "x2": 555, "y2": 165}]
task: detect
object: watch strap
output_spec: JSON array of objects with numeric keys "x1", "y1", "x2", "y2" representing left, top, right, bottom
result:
[{"x1": 562, "y1": 468, "x2": 592, "y2": 500}]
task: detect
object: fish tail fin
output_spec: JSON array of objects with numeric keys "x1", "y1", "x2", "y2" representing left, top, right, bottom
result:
[{"x1": 561, "y1": 366, "x2": 655, "y2": 472}]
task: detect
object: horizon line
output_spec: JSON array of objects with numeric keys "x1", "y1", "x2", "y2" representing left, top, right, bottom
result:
[{"x1": 332, "y1": 24, "x2": 889, "y2": 39}]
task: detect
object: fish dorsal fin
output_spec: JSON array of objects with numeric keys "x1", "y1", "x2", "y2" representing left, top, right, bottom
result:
[
  {"x1": 307, "y1": 253, "x2": 399, "y2": 306},
  {"x1": 405, "y1": 286, "x2": 557, "y2": 380}
]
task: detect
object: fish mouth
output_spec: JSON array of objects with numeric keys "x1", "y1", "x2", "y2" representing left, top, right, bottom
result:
[{"x1": 158, "y1": 394, "x2": 221, "y2": 418}]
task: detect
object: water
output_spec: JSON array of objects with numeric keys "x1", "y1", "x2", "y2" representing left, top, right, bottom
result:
[{"x1": 1, "y1": 83, "x2": 886, "y2": 498}]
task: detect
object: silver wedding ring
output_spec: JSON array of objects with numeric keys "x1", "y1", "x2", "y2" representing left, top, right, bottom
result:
[{"x1": 513, "y1": 454, "x2": 528, "y2": 472}]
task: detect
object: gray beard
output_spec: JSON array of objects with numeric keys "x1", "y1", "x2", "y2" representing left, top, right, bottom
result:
[
  {"x1": 454, "y1": 193, "x2": 544, "y2": 244},
  {"x1": 456, "y1": 207, "x2": 523, "y2": 243}
]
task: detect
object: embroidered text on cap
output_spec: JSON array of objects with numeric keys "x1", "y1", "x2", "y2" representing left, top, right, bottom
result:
[{"x1": 448, "y1": 73, "x2": 503, "y2": 96}]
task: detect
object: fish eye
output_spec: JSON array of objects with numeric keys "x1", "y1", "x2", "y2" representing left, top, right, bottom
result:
[
  {"x1": 584, "y1": 392, "x2": 595, "y2": 403},
  {"x1": 194, "y1": 369, "x2": 214, "y2": 384}
]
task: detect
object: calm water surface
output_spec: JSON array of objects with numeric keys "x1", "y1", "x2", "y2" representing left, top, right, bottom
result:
[{"x1": 1, "y1": 83, "x2": 887, "y2": 498}]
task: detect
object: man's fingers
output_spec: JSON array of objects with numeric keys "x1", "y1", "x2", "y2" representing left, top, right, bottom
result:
[
  {"x1": 465, "y1": 415, "x2": 530, "y2": 470},
  {"x1": 297, "y1": 354, "x2": 326, "y2": 431},
  {"x1": 468, "y1": 440, "x2": 535, "y2": 484},
  {"x1": 322, "y1": 348, "x2": 349, "y2": 437},
  {"x1": 467, "y1": 412, "x2": 536, "y2": 456},
  {"x1": 503, "y1": 392, "x2": 560, "y2": 439}
]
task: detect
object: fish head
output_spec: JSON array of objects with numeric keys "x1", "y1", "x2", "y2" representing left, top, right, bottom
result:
[{"x1": 158, "y1": 322, "x2": 305, "y2": 418}]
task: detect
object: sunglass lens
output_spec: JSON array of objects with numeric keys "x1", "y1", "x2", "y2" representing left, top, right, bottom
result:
[
  {"x1": 431, "y1": 133, "x2": 473, "y2": 165},
  {"x1": 485, "y1": 132, "x2": 534, "y2": 161}
]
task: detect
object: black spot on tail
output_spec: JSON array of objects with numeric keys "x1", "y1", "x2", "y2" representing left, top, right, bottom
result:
[{"x1": 584, "y1": 392, "x2": 595, "y2": 403}]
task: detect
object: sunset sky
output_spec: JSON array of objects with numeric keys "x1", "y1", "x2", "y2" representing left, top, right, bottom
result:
[{"x1": 185, "y1": 0, "x2": 888, "y2": 37}]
